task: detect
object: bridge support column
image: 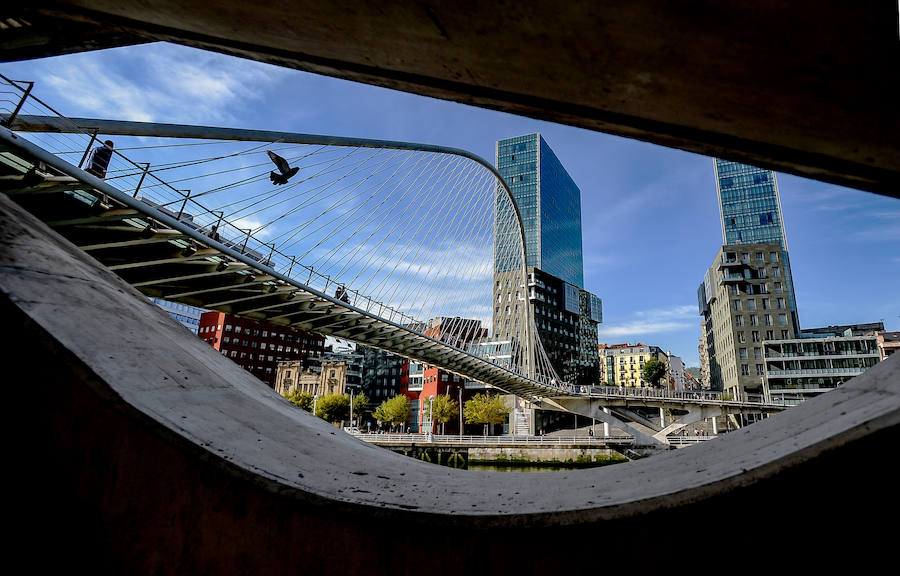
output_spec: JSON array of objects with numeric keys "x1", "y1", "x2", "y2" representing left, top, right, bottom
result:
[
  {"x1": 712, "y1": 416, "x2": 718, "y2": 435},
  {"x1": 659, "y1": 407, "x2": 665, "y2": 428},
  {"x1": 543, "y1": 398, "x2": 663, "y2": 447},
  {"x1": 603, "y1": 408, "x2": 610, "y2": 437}
]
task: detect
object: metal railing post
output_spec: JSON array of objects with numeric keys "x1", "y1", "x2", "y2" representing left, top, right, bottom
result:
[
  {"x1": 79, "y1": 130, "x2": 98, "y2": 169},
  {"x1": 176, "y1": 190, "x2": 191, "y2": 220},
  {"x1": 132, "y1": 162, "x2": 151, "y2": 197},
  {"x1": 2, "y1": 80, "x2": 34, "y2": 128}
]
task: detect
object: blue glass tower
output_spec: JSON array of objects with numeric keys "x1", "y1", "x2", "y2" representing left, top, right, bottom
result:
[
  {"x1": 714, "y1": 158, "x2": 799, "y2": 330},
  {"x1": 495, "y1": 134, "x2": 584, "y2": 288}
]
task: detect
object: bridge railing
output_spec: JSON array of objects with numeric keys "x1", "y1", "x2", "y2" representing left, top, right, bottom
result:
[
  {"x1": 580, "y1": 385, "x2": 798, "y2": 407},
  {"x1": 351, "y1": 432, "x2": 635, "y2": 445}
]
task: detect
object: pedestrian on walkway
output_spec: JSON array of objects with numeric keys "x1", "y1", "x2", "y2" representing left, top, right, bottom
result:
[{"x1": 83, "y1": 140, "x2": 115, "y2": 178}]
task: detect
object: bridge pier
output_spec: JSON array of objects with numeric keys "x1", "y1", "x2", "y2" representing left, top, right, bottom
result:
[{"x1": 542, "y1": 398, "x2": 664, "y2": 447}]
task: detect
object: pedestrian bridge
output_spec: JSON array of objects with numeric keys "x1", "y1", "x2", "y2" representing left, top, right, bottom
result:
[{"x1": 0, "y1": 77, "x2": 791, "y2": 431}]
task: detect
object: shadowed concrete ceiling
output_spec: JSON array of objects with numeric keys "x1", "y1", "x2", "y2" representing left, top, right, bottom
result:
[{"x1": 4, "y1": 2, "x2": 900, "y2": 197}]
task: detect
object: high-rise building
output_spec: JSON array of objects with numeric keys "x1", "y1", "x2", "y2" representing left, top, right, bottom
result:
[
  {"x1": 713, "y1": 159, "x2": 799, "y2": 331},
  {"x1": 698, "y1": 243, "x2": 797, "y2": 396},
  {"x1": 493, "y1": 134, "x2": 601, "y2": 385}
]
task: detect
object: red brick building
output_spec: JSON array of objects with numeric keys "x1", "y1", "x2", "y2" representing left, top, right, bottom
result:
[
  {"x1": 198, "y1": 311, "x2": 325, "y2": 387},
  {"x1": 403, "y1": 317, "x2": 487, "y2": 433}
]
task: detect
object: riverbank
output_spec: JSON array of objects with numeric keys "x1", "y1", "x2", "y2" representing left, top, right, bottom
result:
[{"x1": 467, "y1": 446, "x2": 628, "y2": 468}]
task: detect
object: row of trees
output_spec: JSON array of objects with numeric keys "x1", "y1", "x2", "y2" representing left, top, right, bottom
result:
[
  {"x1": 282, "y1": 389, "x2": 369, "y2": 423},
  {"x1": 283, "y1": 388, "x2": 510, "y2": 434},
  {"x1": 372, "y1": 392, "x2": 510, "y2": 434}
]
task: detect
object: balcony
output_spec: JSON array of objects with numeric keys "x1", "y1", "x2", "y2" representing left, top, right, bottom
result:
[
  {"x1": 766, "y1": 367, "x2": 866, "y2": 377},
  {"x1": 717, "y1": 259, "x2": 751, "y2": 270}
]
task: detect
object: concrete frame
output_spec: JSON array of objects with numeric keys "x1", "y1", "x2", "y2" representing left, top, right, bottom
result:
[
  {"x1": 5, "y1": 3, "x2": 899, "y2": 196},
  {"x1": 3, "y1": 4, "x2": 900, "y2": 571},
  {"x1": 4, "y1": 192, "x2": 899, "y2": 572}
]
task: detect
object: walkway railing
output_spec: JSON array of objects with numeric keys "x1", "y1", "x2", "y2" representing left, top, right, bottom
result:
[{"x1": 351, "y1": 433, "x2": 636, "y2": 445}]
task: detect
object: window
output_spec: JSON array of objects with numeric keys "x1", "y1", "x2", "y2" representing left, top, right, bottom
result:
[
  {"x1": 782, "y1": 330, "x2": 789, "y2": 339},
  {"x1": 225, "y1": 325, "x2": 232, "y2": 332},
  {"x1": 750, "y1": 315, "x2": 758, "y2": 326},
  {"x1": 733, "y1": 300, "x2": 742, "y2": 311},
  {"x1": 737, "y1": 331, "x2": 745, "y2": 343},
  {"x1": 777, "y1": 298, "x2": 785, "y2": 309},
  {"x1": 756, "y1": 252, "x2": 764, "y2": 262},
  {"x1": 766, "y1": 330, "x2": 774, "y2": 340},
  {"x1": 735, "y1": 315, "x2": 744, "y2": 327},
  {"x1": 747, "y1": 299, "x2": 756, "y2": 311},
  {"x1": 773, "y1": 268, "x2": 780, "y2": 278},
  {"x1": 778, "y1": 314, "x2": 787, "y2": 326},
  {"x1": 741, "y1": 364, "x2": 750, "y2": 376},
  {"x1": 752, "y1": 331, "x2": 760, "y2": 342},
  {"x1": 754, "y1": 348, "x2": 762, "y2": 360},
  {"x1": 758, "y1": 268, "x2": 767, "y2": 279},
  {"x1": 762, "y1": 299, "x2": 770, "y2": 310},
  {"x1": 765, "y1": 314, "x2": 773, "y2": 326},
  {"x1": 756, "y1": 364, "x2": 765, "y2": 375},
  {"x1": 739, "y1": 348, "x2": 747, "y2": 360},
  {"x1": 769, "y1": 252, "x2": 778, "y2": 262},
  {"x1": 775, "y1": 282, "x2": 782, "y2": 293}
]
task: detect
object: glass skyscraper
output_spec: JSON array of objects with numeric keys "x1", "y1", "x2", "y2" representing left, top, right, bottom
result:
[
  {"x1": 493, "y1": 133, "x2": 600, "y2": 386},
  {"x1": 713, "y1": 158, "x2": 799, "y2": 330},
  {"x1": 495, "y1": 133, "x2": 584, "y2": 288}
]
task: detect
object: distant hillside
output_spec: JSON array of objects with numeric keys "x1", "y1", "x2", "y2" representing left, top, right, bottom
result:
[{"x1": 685, "y1": 366, "x2": 701, "y2": 377}]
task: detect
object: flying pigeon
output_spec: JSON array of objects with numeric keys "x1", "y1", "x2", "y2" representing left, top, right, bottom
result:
[{"x1": 267, "y1": 150, "x2": 299, "y2": 185}]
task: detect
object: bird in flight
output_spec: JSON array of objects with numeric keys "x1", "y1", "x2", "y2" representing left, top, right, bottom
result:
[{"x1": 267, "y1": 150, "x2": 300, "y2": 185}]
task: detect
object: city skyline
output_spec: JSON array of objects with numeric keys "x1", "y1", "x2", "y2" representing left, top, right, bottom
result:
[{"x1": 2, "y1": 42, "x2": 898, "y2": 367}]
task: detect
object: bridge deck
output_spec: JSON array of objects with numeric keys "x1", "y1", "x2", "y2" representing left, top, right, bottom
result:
[{"x1": 0, "y1": 128, "x2": 565, "y2": 401}]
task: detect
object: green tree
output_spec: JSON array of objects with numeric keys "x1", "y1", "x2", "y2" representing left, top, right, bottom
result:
[
  {"x1": 464, "y1": 393, "x2": 510, "y2": 435},
  {"x1": 642, "y1": 358, "x2": 667, "y2": 387},
  {"x1": 282, "y1": 389, "x2": 314, "y2": 412},
  {"x1": 315, "y1": 392, "x2": 350, "y2": 423},
  {"x1": 424, "y1": 394, "x2": 459, "y2": 434},
  {"x1": 373, "y1": 394, "x2": 411, "y2": 432}
]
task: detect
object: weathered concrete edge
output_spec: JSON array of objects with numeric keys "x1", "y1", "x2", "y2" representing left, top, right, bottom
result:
[{"x1": 2, "y1": 191, "x2": 899, "y2": 531}]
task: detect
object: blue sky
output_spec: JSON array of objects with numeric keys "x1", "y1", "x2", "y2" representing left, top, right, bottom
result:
[{"x1": 4, "y1": 43, "x2": 898, "y2": 366}]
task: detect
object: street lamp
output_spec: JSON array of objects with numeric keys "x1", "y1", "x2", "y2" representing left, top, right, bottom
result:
[
  {"x1": 458, "y1": 386, "x2": 463, "y2": 438},
  {"x1": 428, "y1": 395, "x2": 435, "y2": 435}
]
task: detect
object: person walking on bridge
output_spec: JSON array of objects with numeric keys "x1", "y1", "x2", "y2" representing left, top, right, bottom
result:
[{"x1": 83, "y1": 139, "x2": 115, "y2": 178}]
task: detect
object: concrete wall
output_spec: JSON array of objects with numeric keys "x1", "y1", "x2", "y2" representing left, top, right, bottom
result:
[
  {"x1": 468, "y1": 446, "x2": 622, "y2": 464},
  {"x1": 3, "y1": 193, "x2": 899, "y2": 573}
]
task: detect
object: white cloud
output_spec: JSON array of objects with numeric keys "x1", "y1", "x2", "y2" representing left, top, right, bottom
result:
[
  {"x1": 31, "y1": 43, "x2": 290, "y2": 125},
  {"x1": 597, "y1": 304, "x2": 697, "y2": 341}
]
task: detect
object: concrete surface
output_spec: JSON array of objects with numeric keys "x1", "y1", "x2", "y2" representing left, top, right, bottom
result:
[
  {"x1": 3, "y1": 187, "x2": 899, "y2": 572},
  {"x1": 7, "y1": 2, "x2": 900, "y2": 196}
]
